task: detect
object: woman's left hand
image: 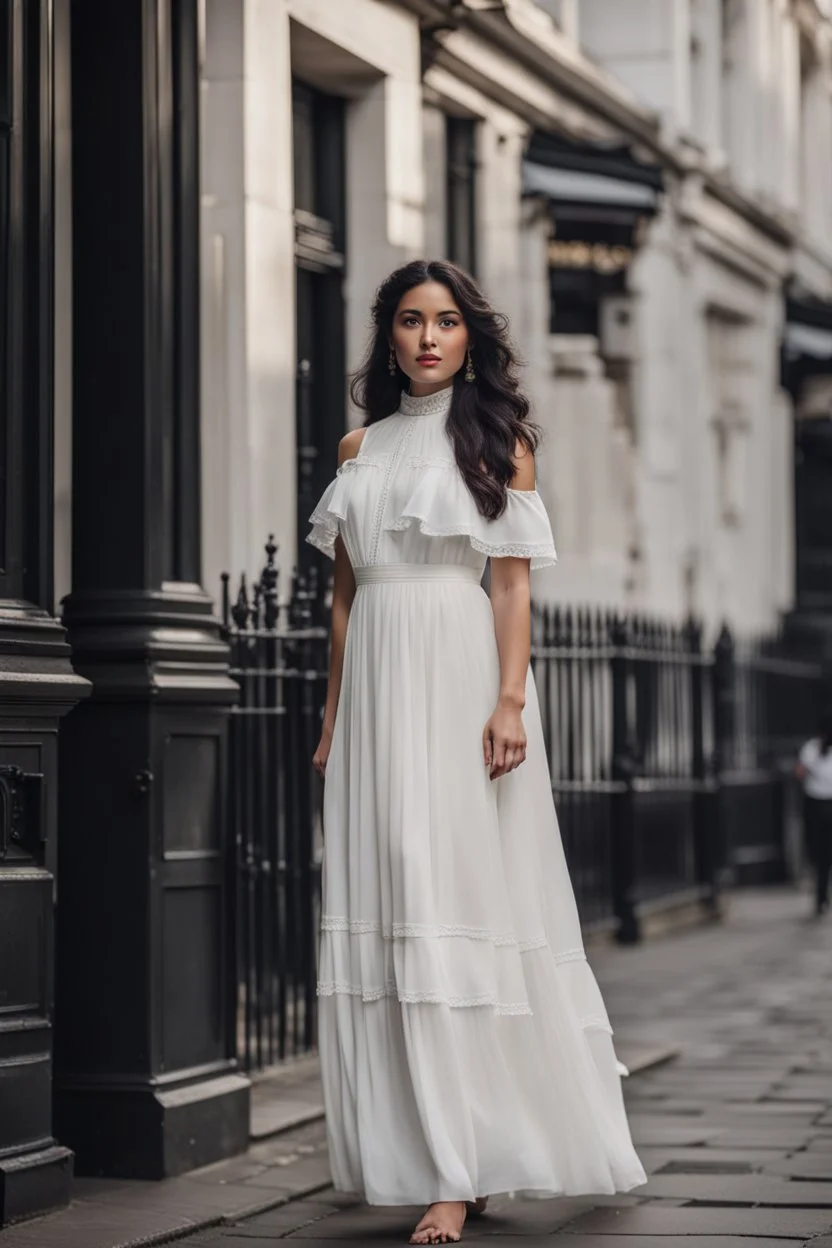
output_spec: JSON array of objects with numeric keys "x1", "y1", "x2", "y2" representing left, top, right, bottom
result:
[{"x1": 483, "y1": 704, "x2": 527, "y2": 780}]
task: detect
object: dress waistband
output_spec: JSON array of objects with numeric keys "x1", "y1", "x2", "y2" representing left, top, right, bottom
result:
[{"x1": 353, "y1": 564, "x2": 482, "y2": 586}]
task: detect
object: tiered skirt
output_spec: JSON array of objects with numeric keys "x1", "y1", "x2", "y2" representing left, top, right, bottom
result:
[{"x1": 318, "y1": 564, "x2": 646, "y2": 1205}]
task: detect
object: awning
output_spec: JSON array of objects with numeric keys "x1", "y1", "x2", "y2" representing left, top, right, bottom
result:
[
  {"x1": 522, "y1": 161, "x2": 659, "y2": 211},
  {"x1": 784, "y1": 321, "x2": 832, "y2": 360}
]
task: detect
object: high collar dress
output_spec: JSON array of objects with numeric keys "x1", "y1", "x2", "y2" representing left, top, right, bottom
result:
[{"x1": 306, "y1": 386, "x2": 646, "y2": 1207}]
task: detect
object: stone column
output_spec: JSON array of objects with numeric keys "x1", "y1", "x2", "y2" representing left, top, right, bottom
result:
[
  {"x1": 53, "y1": 0, "x2": 249, "y2": 1179},
  {"x1": 0, "y1": 0, "x2": 90, "y2": 1224}
]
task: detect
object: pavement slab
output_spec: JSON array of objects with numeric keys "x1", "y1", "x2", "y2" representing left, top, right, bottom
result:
[
  {"x1": 549, "y1": 1240, "x2": 793, "y2": 1248},
  {"x1": 635, "y1": 1173, "x2": 832, "y2": 1205},
  {"x1": 704, "y1": 1128, "x2": 815, "y2": 1149},
  {"x1": 627, "y1": 1122, "x2": 725, "y2": 1147},
  {"x1": 249, "y1": 1056, "x2": 326, "y2": 1141},
  {"x1": 764, "y1": 1153, "x2": 832, "y2": 1178},
  {"x1": 560, "y1": 1204, "x2": 832, "y2": 1237},
  {"x1": 640, "y1": 1147, "x2": 784, "y2": 1174}
]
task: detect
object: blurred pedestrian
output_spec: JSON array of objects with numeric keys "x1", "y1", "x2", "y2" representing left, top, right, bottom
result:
[{"x1": 797, "y1": 709, "x2": 832, "y2": 917}]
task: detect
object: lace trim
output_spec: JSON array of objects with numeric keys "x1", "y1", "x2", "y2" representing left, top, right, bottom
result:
[
  {"x1": 383, "y1": 516, "x2": 557, "y2": 563},
  {"x1": 321, "y1": 916, "x2": 521, "y2": 946},
  {"x1": 406, "y1": 455, "x2": 456, "y2": 470},
  {"x1": 368, "y1": 419, "x2": 418, "y2": 565},
  {"x1": 468, "y1": 535, "x2": 557, "y2": 563},
  {"x1": 318, "y1": 982, "x2": 609, "y2": 1028},
  {"x1": 553, "y1": 947, "x2": 586, "y2": 964},
  {"x1": 322, "y1": 916, "x2": 379, "y2": 934},
  {"x1": 337, "y1": 455, "x2": 386, "y2": 475},
  {"x1": 308, "y1": 508, "x2": 339, "y2": 534},
  {"x1": 307, "y1": 455, "x2": 388, "y2": 556},
  {"x1": 317, "y1": 980, "x2": 532, "y2": 1014},
  {"x1": 581, "y1": 1014, "x2": 614, "y2": 1034},
  {"x1": 305, "y1": 527, "x2": 336, "y2": 557},
  {"x1": 398, "y1": 389, "x2": 454, "y2": 419},
  {"x1": 320, "y1": 916, "x2": 556, "y2": 949}
]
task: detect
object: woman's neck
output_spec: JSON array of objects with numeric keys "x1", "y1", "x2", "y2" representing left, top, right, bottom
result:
[{"x1": 408, "y1": 379, "x2": 454, "y2": 399}]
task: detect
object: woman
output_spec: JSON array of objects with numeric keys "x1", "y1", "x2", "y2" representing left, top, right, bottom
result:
[
  {"x1": 797, "y1": 709, "x2": 832, "y2": 916},
  {"x1": 307, "y1": 260, "x2": 646, "y2": 1245}
]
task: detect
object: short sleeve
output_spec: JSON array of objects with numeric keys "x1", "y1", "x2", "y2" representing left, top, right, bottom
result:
[{"x1": 305, "y1": 456, "x2": 382, "y2": 559}]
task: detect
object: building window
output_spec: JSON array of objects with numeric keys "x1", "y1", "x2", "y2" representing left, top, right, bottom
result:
[
  {"x1": 720, "y1": 0, "x2": 745, "y2": 172},
  {"x1": 445, "y1": 116, "x2": 477, "y2": 276},
  {"x1": 291, "y1": 79, "x2": 346, "y2": 571},
  {"x1": 707, "y1": 311, "x2": 751, "y2": 529}
]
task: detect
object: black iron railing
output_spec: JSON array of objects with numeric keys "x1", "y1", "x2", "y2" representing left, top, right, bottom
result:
[
  {"x1": 224, "y1": 540, "x2": 826, "y2": 1068},
  {"x1": 716, "y1": 628, "x2": 825, "y2": 882},
  {"x1": 531, "y1": 610, "x2": 714, "y2": 939},
  {"x1": 221, "y1": 539, "x2": 329, "y2": 1071}
]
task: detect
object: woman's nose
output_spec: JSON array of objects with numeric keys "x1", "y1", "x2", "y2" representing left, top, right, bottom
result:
[{"x1": 420, "y1": 326, "x2": 436, "y2": 348}]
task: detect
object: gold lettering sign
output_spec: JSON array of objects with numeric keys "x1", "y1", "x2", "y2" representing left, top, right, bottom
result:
[{"x1": 547, "y1": 240, "x2": 633, "y2": 273}]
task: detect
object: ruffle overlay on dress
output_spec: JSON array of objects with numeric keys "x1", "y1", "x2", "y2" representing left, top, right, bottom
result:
[{"x1": 306, "y1": 453, "x2": 557, "y2": 570}]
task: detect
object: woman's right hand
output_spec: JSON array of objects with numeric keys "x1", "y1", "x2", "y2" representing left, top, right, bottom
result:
[{"x1": 313, "y1": 723, "x2": 334, "y2": 779}]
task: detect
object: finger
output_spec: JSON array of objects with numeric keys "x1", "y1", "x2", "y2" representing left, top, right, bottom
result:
[
  {"x1": 482, "y1": 729, "x2": 492, "y2": 767},
  {"x1": 509, "y1": 745, "x2": 525, "y2": 771}
]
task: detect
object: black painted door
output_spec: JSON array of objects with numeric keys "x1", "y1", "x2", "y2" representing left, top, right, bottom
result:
[
  {"x1": 796, "y1": 417, "x2": 832, "y2": 614},
  {"x1": 292, "y1": 80, "x2": 346, "y2": 569}
]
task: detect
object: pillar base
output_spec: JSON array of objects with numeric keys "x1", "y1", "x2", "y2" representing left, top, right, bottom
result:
[
  {"x1": 54, "y1": 1072, "x2": 250, "y2": 1180},
  {"x1": 0, "y1": 1144, "x2": 73, "y2": 1228}
]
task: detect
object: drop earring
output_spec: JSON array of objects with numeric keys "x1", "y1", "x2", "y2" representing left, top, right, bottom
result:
[
  {"x1": 465, "y1": 348, "x2": 475, "y2": 383},
  {"x1": 388, "y1": 346, "x2": 397, "y2": 376}
]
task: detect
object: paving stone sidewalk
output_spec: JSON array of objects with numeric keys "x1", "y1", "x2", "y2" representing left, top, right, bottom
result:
[{"x1": 7, "y1": 886, "x2": 832, "y2": 1247}]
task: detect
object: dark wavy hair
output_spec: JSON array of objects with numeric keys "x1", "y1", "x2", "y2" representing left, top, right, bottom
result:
[{"x1": 349, "y1": 259, "x2": 541, "y2": 520}]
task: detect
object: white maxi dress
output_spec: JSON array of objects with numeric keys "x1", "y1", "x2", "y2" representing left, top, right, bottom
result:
[{"x1": 306, "y1": 386, "x2": 646, "y2": 1206}]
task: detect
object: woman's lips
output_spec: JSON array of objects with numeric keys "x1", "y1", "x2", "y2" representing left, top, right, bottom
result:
[{"x1": 417, "y1": 356, "x2": 441, "y2": 366}]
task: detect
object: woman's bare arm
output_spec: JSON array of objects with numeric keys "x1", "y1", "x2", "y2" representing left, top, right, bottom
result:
[
  {"x1": 483, "y1": 441, "x2": 536, "y2": 780},
  {"x1": 312, "y1": 428, "x2": 365, "y2": 777}
]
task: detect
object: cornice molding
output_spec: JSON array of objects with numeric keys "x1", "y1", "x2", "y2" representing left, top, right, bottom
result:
[{"x1": 399, "y1": 0, "x2": 804, "y2": 250}]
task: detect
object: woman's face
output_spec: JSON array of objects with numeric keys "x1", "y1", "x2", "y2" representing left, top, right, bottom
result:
[{"x1": 391, "y1": 281, "x2": 469, "y2": 395}]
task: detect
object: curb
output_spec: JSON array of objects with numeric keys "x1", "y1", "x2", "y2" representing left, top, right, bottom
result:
[{"x1": 117, "y1": 1178, "x2": 334, "y2": 1248}]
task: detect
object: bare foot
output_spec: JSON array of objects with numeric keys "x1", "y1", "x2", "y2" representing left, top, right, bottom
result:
[
  {"x1": 465, "y1": 1197, "x2": 488, "y2": 1217},
  {"x1": 410, "y1": 1200, "x2": 467, "y2": 1244}
]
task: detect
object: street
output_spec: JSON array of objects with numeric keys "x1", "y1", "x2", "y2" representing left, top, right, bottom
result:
[{"x1": 7, "y1": 886, "x2": 832, "y2": 1247}]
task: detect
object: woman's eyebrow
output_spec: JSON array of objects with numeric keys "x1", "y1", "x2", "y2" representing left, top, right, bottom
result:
[{"x1": 397, "y1": 308, "x2": 461, "y2": 317}]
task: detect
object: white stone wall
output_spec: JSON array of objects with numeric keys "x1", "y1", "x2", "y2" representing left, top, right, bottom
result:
[
  {"x1": 572, "y1": 0, "x2": 832, "y2": 633},
  {"x1": 422, "y1": 65, "x2": 529, "y2": 337},
  {"x1": 199, "y1": 0, "x2": 423, "y2": 596},
  {"x1": 197, "y1": 0, "x2": 832, "y2": 637},
  {"x1": 578, "y1": 0, "x2": 692, "y2": 134}
]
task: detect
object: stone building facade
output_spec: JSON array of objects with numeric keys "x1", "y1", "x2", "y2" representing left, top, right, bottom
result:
[{"x1": 198, "y1": 0, "x2": 832, "y2": 636}]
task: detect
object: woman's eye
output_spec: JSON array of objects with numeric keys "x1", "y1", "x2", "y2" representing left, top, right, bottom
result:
[
  {"x1": 403, "y1": 317, "x2": 419, "y2": 327},
  {"x1": 440, "y1": 319, "x2": 458, "y2": 328}
]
